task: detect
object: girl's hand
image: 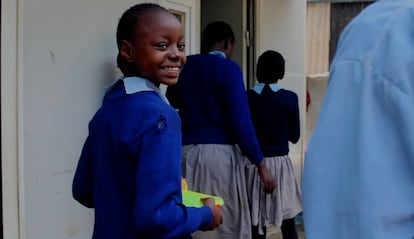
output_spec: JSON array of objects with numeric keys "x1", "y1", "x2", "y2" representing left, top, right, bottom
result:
[
  {"x1": 257, "y1": 160, "x2": 276, "y2": 194},
  {"x1": 201, "y1": 197, "x2": 223, "y2": 230}
]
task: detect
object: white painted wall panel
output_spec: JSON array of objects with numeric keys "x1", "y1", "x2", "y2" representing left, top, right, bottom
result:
[{"x1": 21, "y1": 0, "x2": 155, "y2": 238}]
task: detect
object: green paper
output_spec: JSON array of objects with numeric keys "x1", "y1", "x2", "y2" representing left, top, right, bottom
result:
[{"x1": 182, "y1": 190, "x2": 224, "y2": 208}]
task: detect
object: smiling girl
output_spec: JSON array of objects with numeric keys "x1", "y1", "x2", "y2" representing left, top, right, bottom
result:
[{"x1": 72, "y1": 3, "x2": 222, "y2": 239}]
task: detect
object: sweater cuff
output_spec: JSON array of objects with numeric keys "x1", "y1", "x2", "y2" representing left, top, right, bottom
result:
[{"x1": 198, "y1": 206, "x2": 213, "y2": 231}]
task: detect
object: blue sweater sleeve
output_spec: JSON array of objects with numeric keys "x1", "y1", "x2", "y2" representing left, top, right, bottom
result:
[
  {"x1": 289, "y1": 93, "x2": 300, "y2": 143},
  {"x1": 131, "y1": 116, "x2": 212, "y2": 238},
  {"x1": 221, "y1": 62, "x2": 263, "y2": 165},
  {"x1": 72, "y1": 135, "x2": 94, "y2": 208}
]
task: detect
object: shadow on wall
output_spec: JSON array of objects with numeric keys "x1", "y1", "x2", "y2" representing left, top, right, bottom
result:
[{"x1": 305, "y1": 72, "x2": 329, "y2": 147}]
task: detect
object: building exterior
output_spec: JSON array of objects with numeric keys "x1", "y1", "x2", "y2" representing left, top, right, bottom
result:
[{"x1": 1, "y1": 0, "x2": 306, "y2": 238}]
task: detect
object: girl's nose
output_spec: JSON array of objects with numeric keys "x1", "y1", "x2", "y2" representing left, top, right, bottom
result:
[
  {"x1": 167, "y1": 45, "x2": 186, "y2": 64},
  {"x1": 168, "y1": 46, "x2": 182, "y2": 58},
  {"x1": 168, "y1": 47, "x2": 180, "y2": 58}
]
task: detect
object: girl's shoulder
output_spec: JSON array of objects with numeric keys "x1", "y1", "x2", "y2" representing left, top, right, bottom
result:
[
  {"x1": 188, "y1": 54, "x2": 238, "y2": 66},
  {"x1": 278, "y1": 88, "x2": 298, "y2": 98}
]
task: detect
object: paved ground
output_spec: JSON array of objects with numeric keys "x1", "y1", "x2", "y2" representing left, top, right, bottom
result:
[{"x1": 267, "y1": 223, "x2": 306, "y2": 239}]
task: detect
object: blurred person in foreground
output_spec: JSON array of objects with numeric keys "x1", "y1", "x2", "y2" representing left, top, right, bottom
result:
[{"x1": 302, "y1": 0, "x2": 414, "y2": 238}]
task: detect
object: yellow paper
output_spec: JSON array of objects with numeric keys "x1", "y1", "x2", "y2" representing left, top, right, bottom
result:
[
  {"x1": 181, "y1": 178, "x2": 224, "y2": 207},
  {"x1": 182, "y1": 190, "x2": 224, "y2": 208},
  {"x1": 181, "y1": 177, "x2": 188, "y2": 191}
]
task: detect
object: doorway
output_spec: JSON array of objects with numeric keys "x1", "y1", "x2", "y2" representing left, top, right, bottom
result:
[
  {"x1": 201, "y1": 0, "x2": 255, "y2": 87},
  {"x1": 329, "y1": 2, "x2": 373, "y2": 63},
  {"x1": 245, "y1": 0, "x2": 255, "y2": 88}
]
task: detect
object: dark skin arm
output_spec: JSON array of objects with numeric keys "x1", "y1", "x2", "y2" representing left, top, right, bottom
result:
[
  {"x1": 201, "y1": 198, "x2": 223, "y2": 231},
  {"x1": 257, "y1": 160, "x2": 276, "y2": 194}
]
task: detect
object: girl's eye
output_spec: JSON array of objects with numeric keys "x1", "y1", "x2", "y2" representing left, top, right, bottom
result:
[
  {"x1": 155, "y1": 43, "x2": 169, "y2": 50},
  {"x1": 177, "y1": 43, "x2": 186, "y2": 51}
]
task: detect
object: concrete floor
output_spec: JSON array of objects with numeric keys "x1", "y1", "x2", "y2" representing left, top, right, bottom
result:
[{"x1": 267, "y1": 223, "x2": 306, "y2": 239}]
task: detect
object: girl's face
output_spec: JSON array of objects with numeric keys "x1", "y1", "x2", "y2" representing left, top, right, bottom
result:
[{"x1": 121, "y1": 10, "x2": 186, "y2": 87}]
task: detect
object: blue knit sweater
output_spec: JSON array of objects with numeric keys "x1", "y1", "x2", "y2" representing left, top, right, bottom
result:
[
  {"x1": 166, "y1": 54, "x2": 263, "y2": 165},
  {"x1": 73, "y1": 77, "x2": 212, "y2": 239},
  {"x1": 247, "y1": 84, "x2": 300, "y2": 157}
]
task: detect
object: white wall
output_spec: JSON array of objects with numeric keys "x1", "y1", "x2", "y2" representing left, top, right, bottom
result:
[
  {"x1": 22, "y1": 0, "x2": 124, "y2": 236},
  {"x1": 3, "y1": 0, "x2": 156, "y2": 238},
  {"x1": 306, "y1": 74, "x2": 329, "y2": 146},
  {"x1": 257, "y1": 0, "x2": 307, "y2": 182}
]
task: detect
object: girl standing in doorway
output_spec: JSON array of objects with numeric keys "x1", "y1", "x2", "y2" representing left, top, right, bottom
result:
[{"x1": 246, "y1": 50, "x2": 302, "y2": 239}]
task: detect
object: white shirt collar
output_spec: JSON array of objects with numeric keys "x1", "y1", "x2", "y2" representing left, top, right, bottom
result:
[
  {"x1": 209, "y1": 51, "x2": 227, "y2": 58},
  {"x1": 107, "y1": 76, "x2": 170, "y2": 105},
  {"x1": 252, "y1": 83, "x2": 282, "y2": 95}
]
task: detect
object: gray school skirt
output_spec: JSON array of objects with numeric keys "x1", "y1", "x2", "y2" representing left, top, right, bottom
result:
[
  {"x1": 181, "y1": 144, "x2": 252, "y2": 239},
  {"x1": 246, "y1": 155, "x2": 302, "y2": 232}
]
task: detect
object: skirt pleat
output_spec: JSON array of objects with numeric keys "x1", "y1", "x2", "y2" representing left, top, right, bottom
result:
[
  {"x1": 246, "y1": 155, "x2": 302, "y2": 233},
  {"x1": 181, "y1": 144, "x2": 252, "y2": 239}
]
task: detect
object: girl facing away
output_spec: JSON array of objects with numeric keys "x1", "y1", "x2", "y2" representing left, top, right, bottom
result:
[
  {"x1": 246, "y1": 50, "x2": 302, "y2": 239},
  {"x1": 72, "y1": 3, "x2": 222, "y2": 239}
]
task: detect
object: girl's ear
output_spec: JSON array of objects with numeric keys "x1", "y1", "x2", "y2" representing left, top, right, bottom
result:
[{"x1": 119, "y1": 40, "x2": 134, "y2": 63}]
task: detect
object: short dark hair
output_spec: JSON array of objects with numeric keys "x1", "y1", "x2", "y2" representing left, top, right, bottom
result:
[
  {"x1": 256, "y1": 50, "x2": 285, "y2": 84},
  {"x1": 201, "y1": 21, "x2": 235, "y2": 54},
  {"x1": 116, "y1": 3, "x2": 168, "y2": 73}
]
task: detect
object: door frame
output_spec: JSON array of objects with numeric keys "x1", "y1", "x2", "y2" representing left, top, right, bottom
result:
[
  {"x1": 2, "y1": 0, "x2": 23, "y2": 238},
  {"x1": 0, "y1": 0, "x2": 2, "y2": 237}
]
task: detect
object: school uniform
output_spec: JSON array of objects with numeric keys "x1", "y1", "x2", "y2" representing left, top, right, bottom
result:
[
  {"x1": 167, "y1": 52, "x2": 263, "y2": 239},
  {"x1": 73, "y1": 77, "x2": 212, "y2": 239},
  {"x1": 246, "y1": 83, "x2": 302, "y2": 233},
  {"x1": 302, "y1": 0, "x2": 414, "y2": 238}
]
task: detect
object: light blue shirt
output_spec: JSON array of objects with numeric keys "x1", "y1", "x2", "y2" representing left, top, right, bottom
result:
[
  {"x1": 302, "y1": 0, "x2": 414, "y2": 238},
  {"x1": 107, "y1": 77, "x2": 170, "y2": 105},
  {"x1": 252, "y1": 83, "x2": 282, "y2": 95},
  {"x1": 209, "y1": 51, "x2": 226, "y2": 58}
]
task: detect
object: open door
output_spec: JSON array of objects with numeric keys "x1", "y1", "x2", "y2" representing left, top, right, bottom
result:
[
  {"x1": 201, "y1": 0, "x2": 254, "y2": 87},
  {"x1": 245, "y1": 0, "x2": 255, "y2": 88}
]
